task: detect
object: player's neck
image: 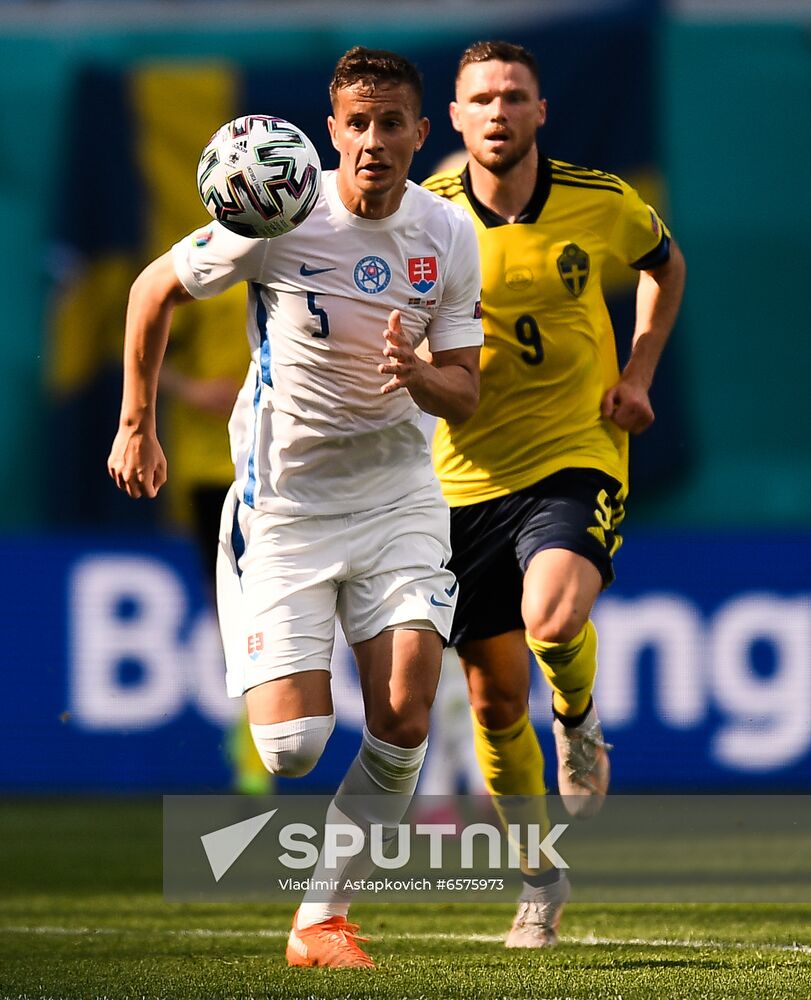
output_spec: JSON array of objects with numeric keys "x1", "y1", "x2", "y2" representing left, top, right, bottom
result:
[
  {"x1": 468, "y1": 147, "x2": 538, "y2": 223},
  {"x1": 336, "y1": 175, "x2": 406, "y2": 221}
]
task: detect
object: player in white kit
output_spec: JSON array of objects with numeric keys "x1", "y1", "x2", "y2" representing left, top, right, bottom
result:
[{"x1": 108, "y1": 47, "x2": 483, "y2": 969}]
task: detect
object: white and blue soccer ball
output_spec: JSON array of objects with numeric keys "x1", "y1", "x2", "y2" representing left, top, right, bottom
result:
[{"x1": 197, "y1": 115, "x2": 321, "y2": 239}]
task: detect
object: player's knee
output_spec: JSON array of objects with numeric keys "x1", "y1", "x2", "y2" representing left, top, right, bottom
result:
[
  {"x1": 249, "y1": 715, "x2": 335, "y2": 777},
  {"x1": 366, "y1": 713, "x2": 430, "y2": 751},
  {"x1": 366, "y1": 691, "x2": 435, "y2": 748},
  {"x1": 527, "y1": 621, "x2": 579, "y2": 645},
  {"x1": 471, "y1": 694, "x2": 526, "y2": 732},
  {"x1": 525, "y1": 605, "x2": 587, "y2": 645},
  {"x1": 463, "y1": 665, "x2": 528, "y2": 731}
]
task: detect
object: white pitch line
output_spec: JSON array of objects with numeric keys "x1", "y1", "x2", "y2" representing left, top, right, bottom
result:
[
  {"x1": 2, "y1": 925, "x2": 810, "y2": 954},
  {"x1": 564, "y1": 933, "x2": 811, "y2": 955}
]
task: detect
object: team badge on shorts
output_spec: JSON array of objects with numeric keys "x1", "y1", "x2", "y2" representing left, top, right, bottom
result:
[
  {"x1": 354, "y1": 255, "x2": 392, "y2": 294},
  {"x1": 247, "y1": 632, "x2": 264, "y2": 660},
  {"x1": 557, "y1": 243, "x2": 590, "y2": 297},
  {"x1": 407, "y1": 256, "x2": 438, "y2": 293},
  {"x1": 193, "y1": 227, "x2": 214, "y2": 248}
]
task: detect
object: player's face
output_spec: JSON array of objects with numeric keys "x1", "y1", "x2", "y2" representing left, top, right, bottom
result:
[
  {"x1": 451, "y1": 60, "x2": 546, "y2": 175},
  {"x1": 328, "y1": 82, "x2": 429, "y2": 219}
]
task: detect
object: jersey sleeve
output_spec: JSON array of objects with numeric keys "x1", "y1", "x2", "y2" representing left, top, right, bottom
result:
[
  {"x1": 425, "y1": 210, "x2": 484, "y2": 354},
  {"x1": 610, "y1": 181, "x2": 673, "y2": 271},
  {"x1": 171, "y1": 221, "x2": 269, "y2": 299}
]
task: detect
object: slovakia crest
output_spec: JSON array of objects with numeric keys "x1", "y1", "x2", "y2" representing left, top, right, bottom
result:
[
  {"x1": 247, "y1": 632, "x2": 264, "y2": 660},
  {"x1": 408, "y1": 256, "x2": 438, "y2": 294},
  {"x1": 193, "y1": 226, "x2": 214, "y2": 248}
]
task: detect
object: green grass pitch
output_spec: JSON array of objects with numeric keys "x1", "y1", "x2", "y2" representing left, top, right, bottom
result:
[{"x1": 1, "y1": 798, "x2": 809, "y2": 1000}]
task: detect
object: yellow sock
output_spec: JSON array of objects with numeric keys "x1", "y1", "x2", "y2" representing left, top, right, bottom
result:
[
  {"x1": 526, "y1": 619, "x2": 598, "y2": 719},
  {"x1": 471, "y1": 710, "x2": 551, "y2": 873}
]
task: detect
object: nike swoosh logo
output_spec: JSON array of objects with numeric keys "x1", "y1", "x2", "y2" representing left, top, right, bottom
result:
[
  {"x1": 299, "y1": 264, "x2": 336, "y2": 276},
  {"x1": 444, "y1": 581, "x2": 459, "y2": 598},
  {"x1": 430, "y1": 594, "x2": 452, "y2": 608}
]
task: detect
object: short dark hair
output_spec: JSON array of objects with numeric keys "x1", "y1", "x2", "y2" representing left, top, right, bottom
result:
[
  {"x1": 330, "y1": 46, "x2": 424, "y2": 111},
  {"x1": 456, "y1": 40, "x2": 541, "y2": 94}
]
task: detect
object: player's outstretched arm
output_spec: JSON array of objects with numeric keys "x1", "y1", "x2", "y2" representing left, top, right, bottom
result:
[
  {"x1": 601, "y1": 238, "x2": 686, "y2": 435},
  {"x1": 108, "y1": 251, "x2": 194, "y2": 498},
  {"x1": 379, "y1": 309, "x2": 480, "y2": 423}
]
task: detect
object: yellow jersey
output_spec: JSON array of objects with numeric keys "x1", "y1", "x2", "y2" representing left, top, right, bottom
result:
[{"x1": 423, "y1": 156, "x2": 671, "y2": 506}]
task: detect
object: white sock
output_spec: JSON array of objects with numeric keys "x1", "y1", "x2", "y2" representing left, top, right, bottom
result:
[
  {"x1": 296, "y1": 727, "x2": 428, "y2": 929},
  {"x1": 249, "y1": 715, "x2": 335, "y2": 776},
  {"x1": 520, "y1": 869, "x2": 561, "y2": 902}
]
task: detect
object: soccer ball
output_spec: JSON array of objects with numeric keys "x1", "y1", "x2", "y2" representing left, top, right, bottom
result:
[{"x1": 197, "y1": 115, "x2": 321, "y2": 239}]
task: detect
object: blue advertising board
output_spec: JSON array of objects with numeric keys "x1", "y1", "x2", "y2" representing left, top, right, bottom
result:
[{"x1": 1, "y1": 532, "x2": 809, "y2": 793}]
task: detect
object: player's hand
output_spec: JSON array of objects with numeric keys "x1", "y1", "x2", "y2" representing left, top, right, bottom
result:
[
  {"x1": 379, "y1": 309, "x2": 422, "y2": 394},
  {"x1": 601, "y1": 378, "x2": 655, "y2": 435},
  {"x1": 107, "y1": 426, "x2": 167, "y2": 499}
]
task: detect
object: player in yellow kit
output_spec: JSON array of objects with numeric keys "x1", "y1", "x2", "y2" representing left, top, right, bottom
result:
[{"x1": 424, "y1": 40, "x2": 686, "y2": 947}]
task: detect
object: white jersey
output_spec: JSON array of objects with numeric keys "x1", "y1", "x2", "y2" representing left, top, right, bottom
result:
[{"x1": 172, "y1": 170, "x2": 483, "y2": 515}]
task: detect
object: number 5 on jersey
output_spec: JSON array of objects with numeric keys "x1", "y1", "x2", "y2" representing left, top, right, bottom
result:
[{"x1": 307, "y1": 292, "x2": 330, "y2": 339}]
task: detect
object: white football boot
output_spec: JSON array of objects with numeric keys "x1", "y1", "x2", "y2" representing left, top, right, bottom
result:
[
  {"x1": 553, "y1": 703, "x2": 612, "y2": 819},
  {"x1": 505, "y1": 874, "x2": 571, "y2": 948}
]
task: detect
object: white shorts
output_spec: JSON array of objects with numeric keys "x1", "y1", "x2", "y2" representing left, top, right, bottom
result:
[{"x1": 216, "y1": 483, "x2": 456, "y2": 697}]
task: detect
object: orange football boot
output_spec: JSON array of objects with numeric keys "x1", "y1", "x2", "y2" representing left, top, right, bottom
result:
[{"x1": 286, "y1": 910, "x2": 375, "y2": 969}]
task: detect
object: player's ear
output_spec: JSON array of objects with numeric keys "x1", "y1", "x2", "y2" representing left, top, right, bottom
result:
[
  {"x1": 538, "y1": 98, "x2": 548, "y2": 128},
  {"x1": 414, "y1": 116, "x2": 430, "y2": 152},
  {"x1": 449, "y1": 101, "x2": 462, "y2": 134},
  {"x1": 327, "y1": 115, "x2": 341, "y2": 152}
]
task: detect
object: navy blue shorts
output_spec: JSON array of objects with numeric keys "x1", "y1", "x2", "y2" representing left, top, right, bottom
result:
[{"x1": 447, "y1": 468, "x2": 625, "y2": 647}]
